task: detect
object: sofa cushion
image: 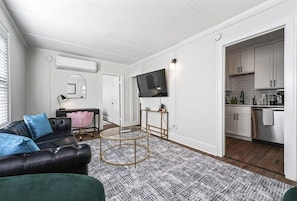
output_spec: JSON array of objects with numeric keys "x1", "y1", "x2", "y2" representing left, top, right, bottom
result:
[
  {"x1": 0, "y1": 133, "x2": 40, "y2": 157},
  {"x1": 35, "y1": 135, "x2": 77, "y2": 149},
  {"x1": 23, "y1": 113, "x2": 53, "y2": 140}
]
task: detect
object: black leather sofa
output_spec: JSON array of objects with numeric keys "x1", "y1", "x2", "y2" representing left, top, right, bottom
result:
[{"x1": 0, "y1": 117, "x2": 92, "y2": 177}]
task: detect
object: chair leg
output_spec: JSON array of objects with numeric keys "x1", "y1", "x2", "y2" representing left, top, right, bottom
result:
[
  {"x1": 79, "y1": 129, "x2": 83, "y2": 141},
  {"x1": 83, "y1": 131, "x2": 94, "y2": 138},
  {"x1": 78, "y1": 128, "x2": 94, "y2": 141}
]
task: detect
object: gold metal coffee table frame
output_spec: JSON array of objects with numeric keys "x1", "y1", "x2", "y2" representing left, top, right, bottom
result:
[{"x1": 100, "y1": 126, "x2": 150, "y2": 167}]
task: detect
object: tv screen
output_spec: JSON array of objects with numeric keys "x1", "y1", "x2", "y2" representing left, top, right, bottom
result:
[{"x1": 136, "y1": 69, "x2": 168, "y2": 97}]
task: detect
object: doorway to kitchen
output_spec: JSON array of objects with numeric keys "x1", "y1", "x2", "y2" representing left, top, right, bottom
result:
[
  {"x1": 224, "y1": 28, "x2": 285, "y2": 175},
  {"x1": 101, "y1": 74, "x2": 122, "y2": 126}
]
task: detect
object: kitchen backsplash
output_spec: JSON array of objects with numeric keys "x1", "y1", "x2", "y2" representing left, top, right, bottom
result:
[{"x1": 226, "y1": 74, "x2": 277, "y2": 105}]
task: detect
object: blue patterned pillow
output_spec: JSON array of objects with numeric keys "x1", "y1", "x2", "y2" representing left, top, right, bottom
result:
[
  {"x1": 0, "y1": 133, "x2": 40, "y2": 157},
  {"x1": 23, "y1": 113, "x2": 53, "y2": 140}
]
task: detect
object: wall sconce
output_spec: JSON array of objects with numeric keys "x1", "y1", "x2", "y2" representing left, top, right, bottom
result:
[
  {"x1": 170, "y1": 58, "x2": 177, "y2": 70},
  {"x1": 57, "y1": 94, "x2": 68, "y2": 110}
]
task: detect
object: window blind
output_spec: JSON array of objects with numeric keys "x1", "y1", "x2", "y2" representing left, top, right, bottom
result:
[{"x1": 0, "y1": 27, "x2": 9, "y2": 127}]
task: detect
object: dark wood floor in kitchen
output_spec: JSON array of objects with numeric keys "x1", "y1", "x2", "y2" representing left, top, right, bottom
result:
[
  {"x1": 223, "y1": 137, "x2": 297, "y2": 185},
  {"x1": 225, "y1": 136, "x2": 284, "y2": 175}
]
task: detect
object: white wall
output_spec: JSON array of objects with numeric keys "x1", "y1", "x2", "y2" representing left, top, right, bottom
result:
[
  {"x1": 0, "y1": 3, "x2": 26, "y2": 121},
  {"x1": 129, "y1": 35, "x2": 218, "y2": 153},
  {"x1": 25, "y1": 48, "x2": 128, "y2": 128},
  {"x1": 127, "y1": 0, "x2": 297, "y2": 181}
]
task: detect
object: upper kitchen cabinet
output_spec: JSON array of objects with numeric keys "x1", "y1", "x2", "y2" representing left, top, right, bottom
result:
[
  {"x1": 228, "y1": 49, "x2": 255, "y2": 76},
  {"x1": 255, "y1": 41, "x2": 284, "y2": 89},
  {"x1": 273, "y1": 41, "x2": 284, "y2": 88}
]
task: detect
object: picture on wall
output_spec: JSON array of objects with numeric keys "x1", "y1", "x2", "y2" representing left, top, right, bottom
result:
[{"x1": 67, "y1": 83, "x2": 76, "y2": 94}]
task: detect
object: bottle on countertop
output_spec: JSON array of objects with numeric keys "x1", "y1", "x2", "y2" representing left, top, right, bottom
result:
[
  {"x1": 240, "y1": 91, "x2": 244, "y2": 104},
  {"x1": 225, "y1": 96, "x2": 229, "y2": 104},
  {"x1": 230, "y1": 97, "x2": 234, "y2": 104},
  {"x1": 252, "y1": 95, "x2": 257, "y2": 105},
  {"x1": 234, "y1": 97, "x2": 237, "y2": 104}
]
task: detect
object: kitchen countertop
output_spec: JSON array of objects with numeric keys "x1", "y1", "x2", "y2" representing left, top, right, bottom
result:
[{"x1": 225, "y1": 104, "x2": 284, "y2": 108}]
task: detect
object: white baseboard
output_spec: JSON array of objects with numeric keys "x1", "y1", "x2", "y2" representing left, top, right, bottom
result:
[
  {"x1": 103, "y1": 116, "x2": 112, "y2": 122},
  {"x1": 122, "y1": 120, "x2": 139, "y2": 127},
  {"x1": 169, "y1": 133, "x2": 217, "y2": 156},
  {"x1": 226, "y1": 133, "x2": 252, "y2": 141}
]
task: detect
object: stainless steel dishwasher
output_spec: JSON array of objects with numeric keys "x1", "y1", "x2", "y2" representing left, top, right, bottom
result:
[{"x1": 252, "y1": 107, "x2": 284, "y2": 144}]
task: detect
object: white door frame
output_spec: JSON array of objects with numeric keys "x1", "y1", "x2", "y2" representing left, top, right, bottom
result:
[
  {"x1": 216, "y1": 16, "x2": 297, "y2": 181},
  {"x1": 132, "y1": 76, "x2": 140, "y2": 126},
  {"x1": 100, "y1": 73, "x2": 124, "y2": 127}
]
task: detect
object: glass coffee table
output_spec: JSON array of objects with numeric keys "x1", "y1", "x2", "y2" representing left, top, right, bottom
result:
[{"x1": 100, "y1": 126, "x2": 150, "y2": 167}]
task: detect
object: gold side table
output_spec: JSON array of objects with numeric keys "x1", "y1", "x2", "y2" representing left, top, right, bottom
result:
[{"x1": 100, "y1": 126, "x2": 150, "y2": 167}]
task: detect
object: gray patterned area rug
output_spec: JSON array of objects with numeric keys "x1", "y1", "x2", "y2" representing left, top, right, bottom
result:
[{"x1": 85, "y1": 136, "x2": 291, "y2": 201}]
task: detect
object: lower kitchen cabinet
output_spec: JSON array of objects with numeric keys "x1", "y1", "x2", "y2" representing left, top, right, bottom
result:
[{"x1": 225, "y1": 106, "x2": 251, "y2": 141}]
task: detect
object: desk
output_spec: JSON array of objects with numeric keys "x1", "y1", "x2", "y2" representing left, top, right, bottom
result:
[{"x1": 56, "y1": 108, "x2": 100, "y2": 134}]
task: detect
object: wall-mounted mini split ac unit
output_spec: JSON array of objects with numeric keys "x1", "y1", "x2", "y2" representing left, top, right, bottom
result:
[{"x1": 56, "y1": 56, "x2": 97, "y2": 73}]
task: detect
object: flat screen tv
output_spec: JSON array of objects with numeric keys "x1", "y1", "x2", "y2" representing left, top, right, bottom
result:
[{"x1": 136, "y1": 69, "x2": 168, "y2": 97}]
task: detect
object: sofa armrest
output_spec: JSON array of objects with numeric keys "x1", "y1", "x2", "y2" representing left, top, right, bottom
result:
[{"x1": 0, "y1": 144, "x2": 91, "y2": 177}]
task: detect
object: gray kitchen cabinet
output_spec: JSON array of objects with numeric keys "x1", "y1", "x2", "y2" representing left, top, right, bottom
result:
[
  {"x1": 273, "y1": 41, "x2": 284, "y2": 88},
  {"x1": 254, "y1": 41, "x2": 284, "y2": 89},
  {"x1": 228, "y1": 49, "x2": 254, "y2": 76},
  {"x1": 225, "y1": 106, "x2": 251, "y2": 141},
  {"x1": 225, "y1": 112, "x2": 236, "y2": 134}
]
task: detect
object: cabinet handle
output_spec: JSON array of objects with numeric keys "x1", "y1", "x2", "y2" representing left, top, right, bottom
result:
[
  {"x1": 274, "y1": 80, "x2": 276, "y2": 87},
  {"x1": 238, "y1": 66, "x2": 242, "y2": 73},
  {"x1": 270, "y1": 80, "x2": 272, "y2": 87}
]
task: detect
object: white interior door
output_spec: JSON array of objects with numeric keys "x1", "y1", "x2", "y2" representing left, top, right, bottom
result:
[
  {"x1": 102, "y1": 74, "x2": 121, "y2": 126},
  {"x1": 112, "y1": 76, "x2": 120, "y2": 125}
]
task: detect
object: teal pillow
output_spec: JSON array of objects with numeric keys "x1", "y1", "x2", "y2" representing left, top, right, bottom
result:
[
  {"x1": 23, "y1": 113, "x2": 53, "y2": 140},
  {"x1": 0, "y1": 133, "x2": 40, "y2": 157}
]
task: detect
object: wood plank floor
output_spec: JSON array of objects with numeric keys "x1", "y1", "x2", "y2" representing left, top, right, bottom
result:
[
  {"x1": 225, "y1": 137, "x2": 284, "y2": 174},
  {"x1": 222, "y1": 137, "x2": 297, "y2": 186}
]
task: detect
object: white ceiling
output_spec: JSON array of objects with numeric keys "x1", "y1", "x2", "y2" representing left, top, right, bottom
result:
[{"x1": 3, "y1": 0, "x2": 269, "y2": 65}]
